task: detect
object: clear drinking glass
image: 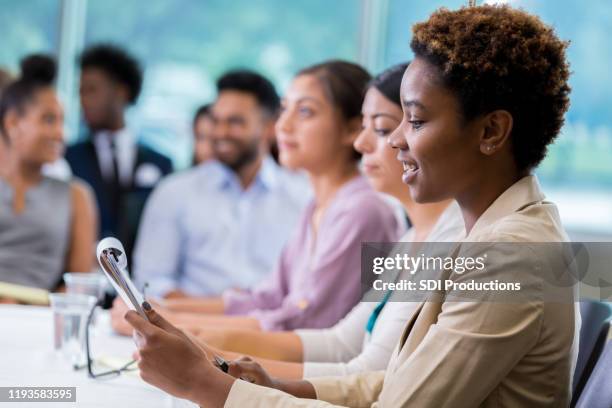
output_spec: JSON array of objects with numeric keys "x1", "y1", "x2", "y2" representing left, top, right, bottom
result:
[
  {"x1": 64, "y1": 272, "x2": 107, "y2": 329},
  {"x1": 49, "y1": 293, "x2": 97, "y2": 367},
  {"x1": 63, "y1": 272, "x2": 106, "y2": 300}
]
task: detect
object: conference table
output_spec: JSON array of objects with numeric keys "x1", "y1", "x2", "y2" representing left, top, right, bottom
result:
[{"x1": 0, "y1": 305, "x2": 196, "y2": 407}]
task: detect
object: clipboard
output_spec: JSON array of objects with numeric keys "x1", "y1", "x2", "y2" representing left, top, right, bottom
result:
[{"x1": 96, "y1": 237, "x2": 148, "y2": 320}]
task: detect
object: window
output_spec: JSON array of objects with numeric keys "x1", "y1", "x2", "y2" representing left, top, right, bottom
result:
[
  {"x1": 2, "y1": 0, "x2": 610, "y2": 234},
  {"x1": 0, "y1": 0, "x2": 60, "y2": 72},
  {"x1": 83, "y1": 0, "x2": 361, "y2": 168}
]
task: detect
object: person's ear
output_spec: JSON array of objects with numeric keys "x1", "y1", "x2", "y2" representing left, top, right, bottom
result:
[
  {"x1": 115, "y1": 83, "x2": 131, "y2": 106},
  {"x1": 342, "y1": 116, "x2": 362, "y2": 148},
  {"x1": 479, "y1": 110, "x2": 513, "y2": 156},
  {"x1": 262, "y1": 116, "x2": 277, "y2": 145},
  {"x1": 260, "y1": 117, "x2": 276, "y2": 148},
  {"x1": 3, "y1": 109, "x2": 21, "y2": 143}
]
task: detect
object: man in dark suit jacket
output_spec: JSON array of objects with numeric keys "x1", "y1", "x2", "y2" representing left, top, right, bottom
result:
[{"x1": 66, "y1": 44, "x2": 172, "y2": 265}]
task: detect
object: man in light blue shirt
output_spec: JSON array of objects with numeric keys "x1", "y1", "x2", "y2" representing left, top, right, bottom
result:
[{"x1": 133, "y1": 70, "x2": 308, "y2": 298}]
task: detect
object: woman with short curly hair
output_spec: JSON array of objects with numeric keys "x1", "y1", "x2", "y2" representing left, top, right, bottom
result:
[
  {"x1": 122, "y1": 5, "x2": 577, "y2": 407},
  {"x1": 409, "y1": 5, "x2": 570, "y2": 174}
]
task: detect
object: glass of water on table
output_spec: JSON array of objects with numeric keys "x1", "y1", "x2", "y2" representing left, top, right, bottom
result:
[
  {"x1": 63, "y1": 272, "x2": 106, "y2": 300},
  {"x1": 64, "y1": 272, "x2": 106, "y2": 326},
  {"x1": 49, "y1": 293, "x2": 97, "y2": 368}
]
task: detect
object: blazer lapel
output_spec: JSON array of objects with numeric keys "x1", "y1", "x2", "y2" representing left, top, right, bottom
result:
[
  {"x1": 398, "y1": 301, "x2": 425, "y2": 350},
  {"x1": 388, "y1": 243, "x2": 463, "y2": 373},
  {"x1": 385, "y1": 300, "x2": 425, "y2": 376}
]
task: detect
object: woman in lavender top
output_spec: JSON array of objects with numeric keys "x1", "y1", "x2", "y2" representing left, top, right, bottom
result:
[{"x1": 112, "y1": 60, "x2": 400, "y2": 332}]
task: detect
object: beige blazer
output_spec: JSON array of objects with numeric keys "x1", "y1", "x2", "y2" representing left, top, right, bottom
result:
[{"x1": 225, "y1": 175, "x2": 577, "y2": 408}]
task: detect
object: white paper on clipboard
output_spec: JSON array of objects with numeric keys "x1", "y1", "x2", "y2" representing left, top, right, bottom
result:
[{"x1": 96, "y1": 237, "x2": 148, "y2": 320}]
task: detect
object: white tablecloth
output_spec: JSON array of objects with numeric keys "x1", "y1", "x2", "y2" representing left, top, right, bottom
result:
[{"x1": 0, "y1": 305, "x2": 196, "y2": 407}]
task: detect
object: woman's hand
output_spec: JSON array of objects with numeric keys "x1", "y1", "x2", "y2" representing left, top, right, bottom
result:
[
  {"x1": 227, "y1": 356, "x2": 280, "y2": 390},
  {"x1": 124, "y1": 304, "x2": 234, "y2": 406}
]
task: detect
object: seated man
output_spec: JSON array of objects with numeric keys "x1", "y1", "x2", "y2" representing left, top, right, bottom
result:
[{"x1": 133, "y1": 70, "x2": 308, "y2": 298}]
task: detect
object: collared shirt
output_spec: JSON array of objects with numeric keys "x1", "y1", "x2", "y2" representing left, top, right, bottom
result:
[
  {"x1": 133, "y1": 157, "x2": 310, "y2": 297},
  {"x1": 41, "y1": 158, "x2": 72, "y2": 182},
  {"x1": 92, "y1": 128, "x2": 136, "y2": 186},
  {"x1": 222, "y1": 175, "x2": 401, "y2": 331},
  {"x1": 224, "y1": 175, "x2": 580, "y2": 408}
]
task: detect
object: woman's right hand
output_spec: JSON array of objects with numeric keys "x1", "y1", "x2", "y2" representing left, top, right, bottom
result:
[{"x1": 227, "y1": 356, "x2": 281, "y2": 390}]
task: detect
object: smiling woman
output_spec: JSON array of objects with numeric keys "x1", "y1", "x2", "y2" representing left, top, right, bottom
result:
[
  {"x1": 0, "y1": 55, "x2": 97, "y2": 298},
  {"x1": 392, "y1": 4, "x2": 570, "y2": 232},
  {"x1": 122, "y1": 5, "x2": 578, "y2": 408}
]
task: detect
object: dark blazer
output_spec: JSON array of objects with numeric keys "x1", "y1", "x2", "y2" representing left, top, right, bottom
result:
[{"x1": 65, "y1": 139, "x2": 173, "y2": 264}]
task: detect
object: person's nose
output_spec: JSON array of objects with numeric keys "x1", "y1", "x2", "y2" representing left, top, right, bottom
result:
[
  {"x1": 51, "y1": 119, "x2": 64, "y2": 142},
  {"x1": 389, "y1": 121, "x2": 408, "y2": 150},
  {"x1": 275, "y1": 109, "x2": 294, "y2": 135},
  {"x1": 354, "y1": 128, "x2": 374, "y2": 154},
  {"x1": 53, "y1": 127, "x2": 64, "y2": 142},
  {"x1": 212, "y1": 120, "x2": 230, "y2": 140}
]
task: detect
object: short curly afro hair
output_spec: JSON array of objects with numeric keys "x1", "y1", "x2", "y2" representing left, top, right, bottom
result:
[
  {"x1": 411, "y1": 5, "x2": 571, "y2": 171},
  {"x1": 80, "y1": 44, "x2": 143, "y2": 104}
]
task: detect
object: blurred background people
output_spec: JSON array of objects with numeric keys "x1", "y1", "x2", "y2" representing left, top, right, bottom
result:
[
  {"x1": 2, "y1": 0, "x2": 608, "y2": 237},
  {"x1": 65, "y1": 44, "x2": 173, "y2": 265},
  {"x1": 132, "y1": 70, "x2": 308, "y2": 299},
  {"x1": 114, "y1": 60, "x2": 401, "y2": 333},
  {"x1": 192, "y1": 103, "x2": 215, "y2": 166},
  {"x1": 0, "y1": 55, "x2": 97, "y2": 299},
  {"x1": 216, "y1": 61, "x2": 399, "y2": 331}
]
